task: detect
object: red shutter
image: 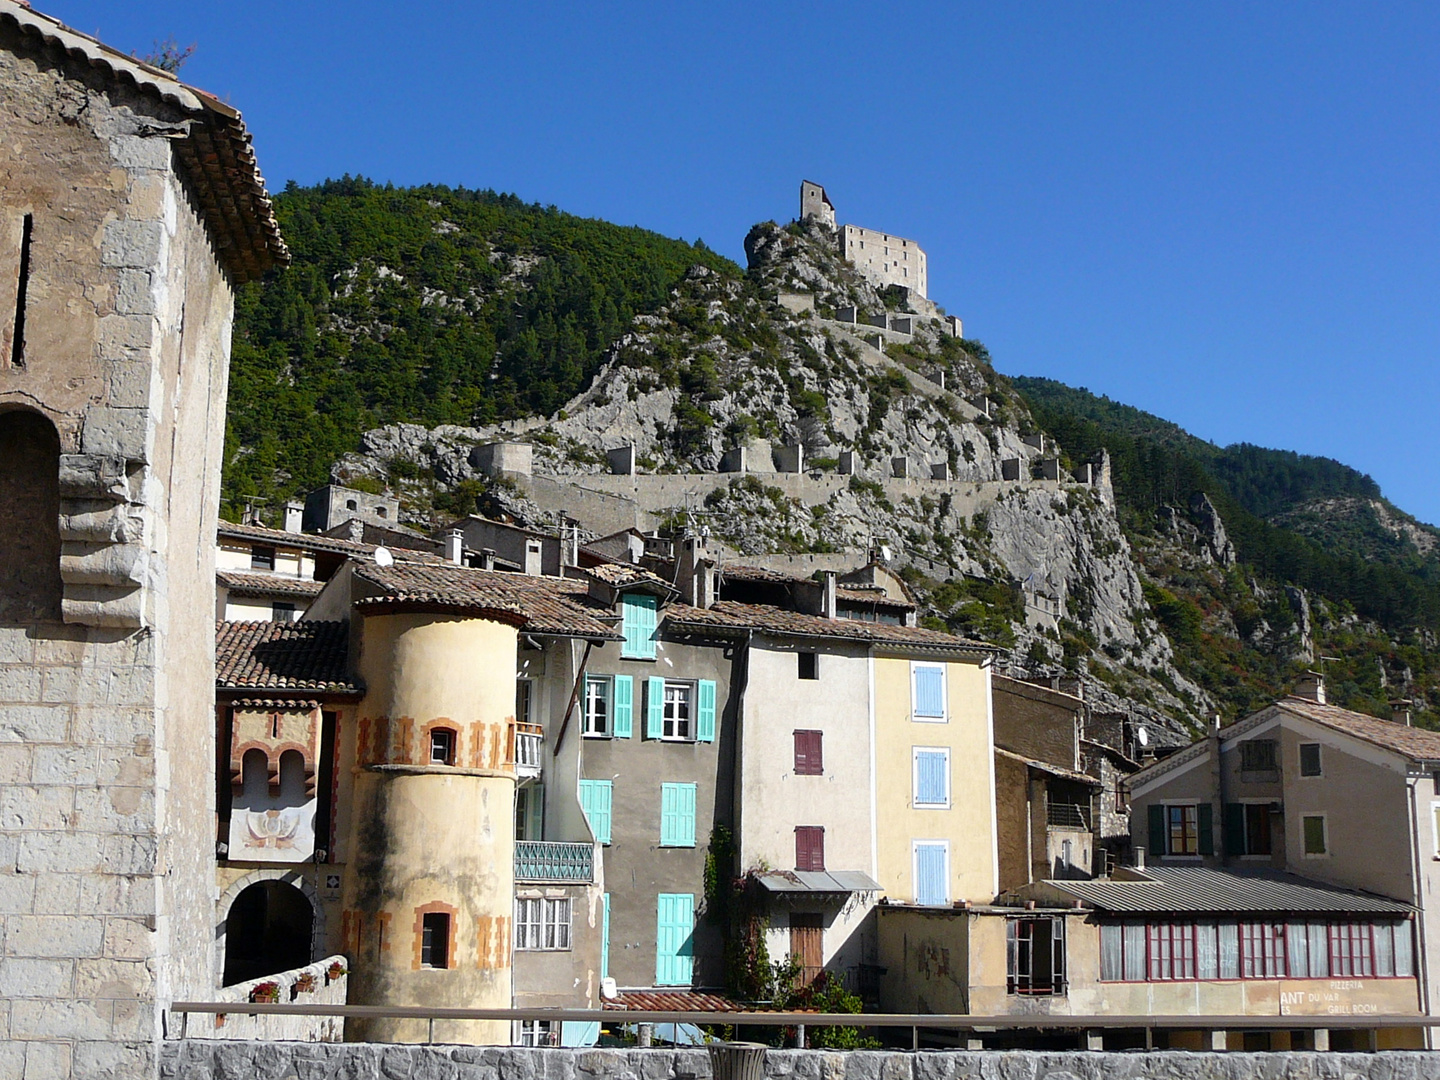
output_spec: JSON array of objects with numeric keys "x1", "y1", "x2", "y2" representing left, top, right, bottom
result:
[
  {"x1": 794, "y1": 731, "x2": 823, "y2": 776},
  {"x1": 795, "y1": 826, "x2": 825, "y2": 871}
]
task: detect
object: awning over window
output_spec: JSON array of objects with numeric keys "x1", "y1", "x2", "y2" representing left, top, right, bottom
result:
[{"x1": 753, "y1": 870, "x2": 881, "y2": 894}]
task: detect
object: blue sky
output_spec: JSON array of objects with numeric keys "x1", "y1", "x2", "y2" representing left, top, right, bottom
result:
[{"x1": 53, "y1": 1, "x2": 1440, "y2": 523}]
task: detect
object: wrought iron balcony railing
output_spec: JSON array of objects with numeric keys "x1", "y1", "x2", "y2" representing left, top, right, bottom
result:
[{"x1": 514, "y1": 840, "x2": 593, "y2": 884}]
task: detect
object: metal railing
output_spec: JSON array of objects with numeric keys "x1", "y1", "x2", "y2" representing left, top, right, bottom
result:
[
  {"x1": 514, "y1": 840, "x2": 593, "y2": 883},
  {"x1": 1047, "y1": 802, "x2": 1091, "y2": 830},
  {"x1": 515, "y1": 723, "x2": 544, "y2": 777}
]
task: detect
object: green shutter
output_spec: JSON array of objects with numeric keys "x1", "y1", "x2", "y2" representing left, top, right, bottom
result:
[
  {"x1": 661, "y1": 783, "x2": 696, "y2": 847},
  {"x1": 696, "y1": 680, "x2": 716, "y2": 742},
  {"x1": 622, "y1": 593, "x2": 657, "y2": 659},
  {"x1": 612, "y1": 675, "x2": 634, "y2": 738},
  {"x1": 579, "y1": 779, "x2": 613, "y2": 845},
  {"x1": 1147, "y1": 804, "x2": 1166, "y2": 856},
  {"x1": 601, "y1": 893, "x2": 611, "y2": 980},
  {"x1": 1197, "y1": 802, "x2": 1214, "y2": 856},
  {"x1": 646, "y1": 677, "x2": 665, "y2": 739},
  {"x1": 656, "y1": 893, "x2": 694, "y2": 986},
  {"x1": 1224, "y1": 803, "x2": 1246, "y2": 858}
]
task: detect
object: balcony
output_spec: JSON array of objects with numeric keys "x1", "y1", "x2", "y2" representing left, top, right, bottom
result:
[
  {"x1": 514, "y1": 840, "x2": 593, "y2": 884},
  {"x1": 1046, "y1": 802, "x2": 1091, "y2": 831},
  {"x1": 515, "y1": 722, "x2": 544, "y2": 780}
]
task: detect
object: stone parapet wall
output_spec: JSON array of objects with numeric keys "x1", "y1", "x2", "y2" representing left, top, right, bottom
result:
[
  {"x1": 177, "y1": 957, "x2": 348, "y2": 1044},
  {"x1": 159, "y1": 1043, "x2": 1440, "y2": 1080}
]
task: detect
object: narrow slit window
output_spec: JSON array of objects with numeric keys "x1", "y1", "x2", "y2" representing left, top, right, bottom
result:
[
  {"x1": 10, "y1": 212, "x2": 32, "y2": 368},
  {"x1": 420, "y1": 912, "x2": 450, "y2": 968}
]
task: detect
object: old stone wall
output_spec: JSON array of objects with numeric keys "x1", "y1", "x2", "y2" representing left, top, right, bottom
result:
[{"x1": 159, "y1": 1043, "x2": 1440, "y2": 1080}]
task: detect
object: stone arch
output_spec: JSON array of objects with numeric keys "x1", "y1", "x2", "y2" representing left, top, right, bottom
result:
[
  {"x1": 0, "y1": 407, "x2": 62, "y2": 624},
  {"x1": 215, "y1": 868, "x2": 325, "y2": 988}
]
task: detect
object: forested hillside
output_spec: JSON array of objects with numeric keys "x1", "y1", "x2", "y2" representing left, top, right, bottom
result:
[{"x1": 224, "y1": 178, "x2": 737, "y2": 510}]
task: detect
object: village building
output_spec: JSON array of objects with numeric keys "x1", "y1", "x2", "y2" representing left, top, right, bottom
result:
[{"x1": 800, "y1": 180, "x2": 929, "y2": 298}]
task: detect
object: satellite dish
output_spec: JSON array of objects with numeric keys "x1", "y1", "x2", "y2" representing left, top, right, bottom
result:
[
  {"x1": 880, "y1": 545, "x2": 893, "y2": 563},
  {"x1": 1137, "y1": 726, "x2": 1150, "y2": 748},
  {"x1": 374, "y1": 546, "x2": 394, "y2": 567},
  {"x1": 600, "y1": 977, "x2": 618, "y2": 1000}
]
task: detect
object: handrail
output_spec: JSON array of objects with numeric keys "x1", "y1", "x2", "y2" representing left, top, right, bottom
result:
[{"x1": 165, "y1": 1002, "x2": 1440, "y2": 1031}]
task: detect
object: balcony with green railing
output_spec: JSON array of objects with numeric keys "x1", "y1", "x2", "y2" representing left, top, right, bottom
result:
[{"x1": 514, "y1": 841, "x2": 594, "y2": 883}]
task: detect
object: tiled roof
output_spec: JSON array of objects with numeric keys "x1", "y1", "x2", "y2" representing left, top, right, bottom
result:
[
  {"x1": 215, "y1": 620, "x2": 359, "y2": 694},
  {"x1": 836, "y1": 585, "x2": 913, "y2": 609},
  {"x1": 721, "y1": 565, "x2": 799, "y2": 584},
  {"x1": 216, "y1": 571, "x2": 325, "y2": 599},
  {"x1": 582, "y1": 562, "x2": 675, "y2": 591},
  {"x1": 664, "y1": 600, "x2": 995, "y2": 653},
  {"x1": 1046, "y1": 865, "x2": 1413, "y2": 916},
  {"x1": 603, "y1": 990, "x2": 745, "y2": 1012},
  {"x1": 995, "y1": 747, "x2": 1100, "y2": 786},
  {"x1": 722, "y1": 565, "x2": 914, "y2": 609},
  {"x1": 217, "y1": 521, "x2": 445, "y2": 563},
  {"x1": 352, "y1": 563, "x2": 622, "y2": 640},
  {"x1": 1275, "y1": 696, "x2": 1440, "y2": 762}
]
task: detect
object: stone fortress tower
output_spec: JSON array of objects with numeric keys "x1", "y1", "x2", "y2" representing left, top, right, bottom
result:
[
  {"x1": 0, "y1": 3, "x2": 284, "y2": 1077},
  {"x1": 800, "y1": 180, "x2": 928, "y2": 298}
]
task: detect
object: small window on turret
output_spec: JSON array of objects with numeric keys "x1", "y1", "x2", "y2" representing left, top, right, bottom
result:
[
  {"x1": 420, "y1": 913, "x2": 450, "y2": 968},
  {"x1": 430, "y1": 728, "x2": 456, "y2": 766}
]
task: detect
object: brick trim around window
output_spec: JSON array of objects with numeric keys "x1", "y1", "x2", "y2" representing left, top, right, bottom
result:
[{"x1": 412, "y1": 900, "x2": 459, "y2": 971}]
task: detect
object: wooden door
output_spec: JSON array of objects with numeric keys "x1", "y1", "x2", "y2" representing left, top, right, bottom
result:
[{"x1": 790, "y1": 913, "x2": 823, "y2": 987}]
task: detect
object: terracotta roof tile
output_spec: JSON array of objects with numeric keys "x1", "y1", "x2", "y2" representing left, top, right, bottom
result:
[
  {"x1": 352, "y1": 563, "x2": 622, "y2": 640},
  {"x1": 217, "y1": 521, "x2": 446, "y2": 563},
  {"x1": 604, "y1": 990, "x2": 745, "y2": 1012},
  {"x1": 665, "y1": 600, "x2": 995, "y2": 652},
  {"x1": 215, "y1": 620, "x2": 359, "y2": 694},
  {"x1": 1275, "y1": 696, "x2": 1440, "y2": 761},
  {"x1": 723, "y1": 566, "x2": 913, "y2": 609},
  {"x1": 582, "y1": 562, "x2": 675, "y2": 591},
  {"x1": 216, "y1": 570, "x2": 325, "y2": 599}
]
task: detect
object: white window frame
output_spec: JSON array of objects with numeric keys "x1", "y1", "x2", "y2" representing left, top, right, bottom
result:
[
  {"x1": 1298, "y1": 742, "x2": 1324, "y2": 779},
  {"x1": 516, "y1": 678, "x2": 534, "y2": 725},
  {"x1": 516, "y1": 1019, "x2": 558, "y2": 1046},
  {"x1": 912, "y1": 747, "x2": 952, "y2": 809},
  {"x1": 1164, "y1": 801, "x2": 1202, "y2": 859},
  {"x1": 514, "y1": 896, "x2": 573, "y2": 951},
  {"x1": 910, "y1": 661, "x2": 948, "y2": 723},
  {"x1": 583, "y1": 675, "x2": 611, "y2": 738},
  {"x1": 1301, "y1": 812, "x2": 1329, "y2": 859},
  {"x1": 912, "y1": 840, "x2": 951, "y2": 907},
  {"x1": 662, "y1": 680, "x2": 693, "y2": 741}
]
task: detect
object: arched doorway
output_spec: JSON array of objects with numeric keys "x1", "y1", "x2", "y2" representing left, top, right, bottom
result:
[
  {"x1": 222, "y1": 879, "x2": 314, "y2": 985},
  {"x1": 0, "y1": 408, "x2": 62, "y2": 624}
]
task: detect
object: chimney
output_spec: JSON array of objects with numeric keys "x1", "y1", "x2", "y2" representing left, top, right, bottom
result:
[
  {"x1": 480, "y1": 548, "x2": 496, "y2": 571},
  {"x1": 820, "y1": 570, "x2": 837, "y2": 619},
  {"x1": 446, "y1": 528, "x2": 464, "y2": 565},
  {"x1": 1132, "y1": 848, "x2": 1146, "y2": 871},
  {"x1": 283, "y1": 501, "x2": 304, "y2": 534},
  {"x1": 1391, "y1": 699, "x2": 1414, "y2": 726},
  {"x1": 564, "y1": 523, "x2": 580, "y2": 569},
  {"x1": 676, "y1": 534, "x2": 715, "y2": 608},
  {"x1": 1294, "y1": 671, "x2": 1326, "y2": 704}
]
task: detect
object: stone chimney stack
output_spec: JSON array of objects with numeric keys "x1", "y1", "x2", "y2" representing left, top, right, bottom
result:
[
  {"x1": 284, "y1": 501, "x2": 304, "y2": 534},
  {"x1": 446, "y1": 529, "x2": 464, "y2": 565},
  {"x1": 1293, "y1": 671, "x2": 1326, "y2": 704},
  {"x1": 1390, "y1": 699, "x2": 1414, "y2": 726},
  {"x1": 480, "y1": 548, "x2": 497, "y2": 571},
  {"x1": 676, "y1": 534, "x2": 715, "y2": 608},
  {"x1": 820, "y1": 570, "x2": 838, "y2": 619}
]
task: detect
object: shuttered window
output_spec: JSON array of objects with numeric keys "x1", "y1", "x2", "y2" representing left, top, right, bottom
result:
[
  {"x1": 655, "y1": 893, "x2": 694, "y2": 985},
  {"x1": 611, "y1": 675, "x2": 633, "y2": 738},
  {"x1": 660, "y1": 783, "x2": 697, "y2": 847},
  {"x1": 646, "y1": 676, "x2": 665, "y2": 739},
  {"x1": 912, "y1": 664, "x2": 946, "y2": 720},
  {"x1": 795, "y1": 826, "x2": 825, "y2": 871},
  {"x1": 913, "y1": 748, "x2": 949, "y2": 807},
  {"x1": 696, "y1": 679, "x2": 716, "y2": 742},
  {"x1": 579, "y1": 779, "x2": 613, "y2": 845},
  {"x1": 794, "y1": 730, "x2": 823, "y2": 775},
  {"x1": 914, "y1": 842, "x2": 949, "y2": 906},
  {"x1": 621, "y1": 593, "x2": 657, "y2": 659}
]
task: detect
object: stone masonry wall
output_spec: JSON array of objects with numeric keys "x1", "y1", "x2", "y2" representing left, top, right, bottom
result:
[{"x1": 160, "y1": 1043, "x2": 1440, "y2": 1080}]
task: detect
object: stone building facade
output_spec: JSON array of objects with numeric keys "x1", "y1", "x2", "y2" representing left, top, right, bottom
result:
[
  {"x1": 799, "y1": 180, "x2": 930, "y2": 298},
  {"x1": 0, "y1": 4, "x2": 284, "y2": 1077}
]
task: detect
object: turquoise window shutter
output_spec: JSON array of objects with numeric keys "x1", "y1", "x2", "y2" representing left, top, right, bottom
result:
[
  {"x1": 646, "y1": 677, "x2": 665, "y2": 739},
  {"x1": 579, "y1": 779, "x2": 613, "y2": 844},
  {"x1": 622, "y1": 593, "x2": 658, "y2": 659},
  {"x1": 612, "y1": 675, "x2": 634, "y2": 738},
  {"x1": 661, "y1": 783, "x2": 696, "y2": 847},
  {"x1": 656, "y1": 893, "x2": 694, "y2": 985},
  {"x1": 696, "y1": 680, "x2": 716, "y2": 742},
  {"x1": 601, "y1": 893, "x2": 611, "y2": 980},
  {"x1": 913, "y1": 665, "x2": 945, "y2": 717}
]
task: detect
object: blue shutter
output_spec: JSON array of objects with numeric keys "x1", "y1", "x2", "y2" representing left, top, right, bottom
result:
[
  {"x1": 915, "y1": 844, "x2": 948, "y2": 906},
  {"x1": 612, "y1": 675, "x2": 633, "y2": 738},
  {"x1": 646, "y1": 677, "x2": 665, "y2": 739},
  {"x1": 656, "y1": 893, "x2": 694, "y2": 985},
  {"x1": 601, "y1": 893, "x2": 611, "y2": 980},
  {"x1": 913, "y1": 665, "x2": 945, "y2": 718},
  {"x1": 696, "y1": 680, "x2": 716, "y2": 742},
  {"x1": 579, "y1": 779, "x2": 612, "y2": 844},
  {"x1": 622, "y1": 593, "x2": 657, "y2": 659},
  {"x1": 660, "y1": 783, "x2": 696, "y2": 847},
  {"x1": 915, "y1": 751, "x2": 947, "y2": 805}
]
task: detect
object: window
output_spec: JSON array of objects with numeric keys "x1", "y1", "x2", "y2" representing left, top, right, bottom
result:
[
  {"x1": 1299, "y1": 743, "x2": 1323, "y2": 777},
  {"x1": 583, "y1": 677, "x2": 611, "y2": 737},
  {"x1": 1240, "y1": 739, "x2": 1278, "y2": 773},
  {"x1": 514, "y1": 897, "x2": 572, "y2": 951},
  {"x1": 621, "y1": 593, "x2": 658, "y2": 659},
  {"x1": 578, "y1": 779, "x2": 613, "y2": 844},
  {"x1": 795, "y1": 826, "x2": 825, "y2": 871},
  {"x1": 793, "y1": 730, "x2": 823, "y2": 775},
  {"x1": 420, "y1": 912, "x2": 451, "y2": 968},
  {"x1": 663, "y1": 682, "x2": 691, "y2": 740},
  {"x1": 798, "y1": 651, "x2": 818, "y2": 680},
  {"x1": 1224, "y1": 803, "x2": 1274, "y2": 856},
  {"x1": 251, "y1": 545, "x2": 276, "y2": 571},
  {"x1": 1302, "y1": 814, "x2": 1328, "y2": 856},
  {"x1": 1008, "y1": 917, "x2": 1065, "y2": 995},
  {"x1": 912, "y1": 663, "x2": 946, "y2": 721},
  {"x1": 646, "y1": 678, "x2": 714, "y2": 742},
  {"x1": 1169, "y1": 805, "x2": 1198, "y2": 855},
  {"x1": 346, "y1": 499, "x2": 358, "y2": 511},
  {"x1": 913, "y1": 842, "x2": 949, "y2": 906},
  {"x1": 515, "y1": 784, "x2": 543, "y2": 840},
  {"x1": 660, "y1": 783, "x2": 697, "y2": 847},
  {"x1": 270, "y1": 601, "x2": 296, "y2": 623},
  {"x1": 516, "y1": 679, "x2": 533, "y2": 725},
  {"x1": 656, "y1": 893, "x2": 694, "y2": 985},
  {"x1": 429, "y1": 727, "x2": 456, "y2": 766},
  {"x1": 1147, "y1": 803, "x2": 1213, "y2": 857},
  {"x1": 518, "y1": 1020, "x2": 557, "y2": 1047},
  {"x1": 913, "y1": 748, "x2": 950, "y2": 808}
]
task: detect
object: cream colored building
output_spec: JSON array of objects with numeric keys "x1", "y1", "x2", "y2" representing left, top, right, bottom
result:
[{"x1": 841, "y1": 225, "x2": 928, "y2": 298}]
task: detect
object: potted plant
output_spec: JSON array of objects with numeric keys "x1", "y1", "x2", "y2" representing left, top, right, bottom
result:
[
  {"x1": 326, "y1": 960, "x2": 348, "y2": 983},
  {"x1": 293, "y1": 972, "x2": 317, "y2": 994},
  {"x1": 249, "y1": 981, "x2": 281, "y2": 1004}
]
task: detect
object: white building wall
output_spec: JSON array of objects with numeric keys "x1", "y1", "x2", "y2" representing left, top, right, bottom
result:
[{"x1": 841, "y1": 225, "x2": 928, "y2": 298}]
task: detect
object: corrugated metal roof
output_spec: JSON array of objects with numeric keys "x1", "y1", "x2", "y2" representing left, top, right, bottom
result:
[
  {"x1": 753, "y1": 870, "x2": 881, "y2": 894},
  {"x1": 1046, "y1": 866, "x2": 1412, "y2": 916}
]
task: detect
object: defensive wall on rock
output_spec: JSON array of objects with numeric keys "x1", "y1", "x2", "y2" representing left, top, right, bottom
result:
[{"x1": 159, "y1": 1043, "x2": 1440, "y2": 1080}]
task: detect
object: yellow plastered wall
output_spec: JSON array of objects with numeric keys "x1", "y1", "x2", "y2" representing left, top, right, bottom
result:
[{"x1": 874, "y1": 656, "x2": 997, "y2": 903}]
